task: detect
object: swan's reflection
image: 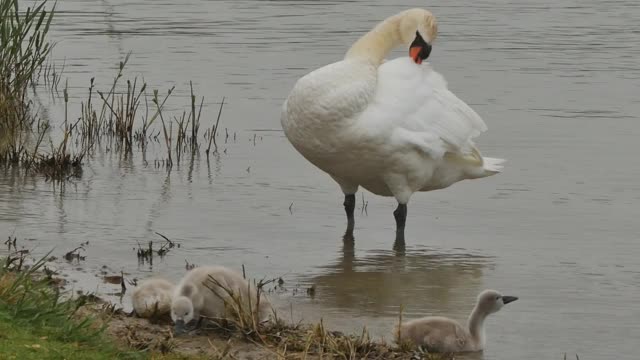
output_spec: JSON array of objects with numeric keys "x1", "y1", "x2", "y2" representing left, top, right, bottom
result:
[{"x1": 302, "y1": 235, "x2": 494, "y2": 318}]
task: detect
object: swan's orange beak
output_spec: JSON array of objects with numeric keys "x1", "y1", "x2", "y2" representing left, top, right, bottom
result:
[
  {"x1": 410, "y1": 47, "x2": 423, "y2": 64},
  {"x1": 409, "y1": 31, "x2": 432, "y2": 65}
]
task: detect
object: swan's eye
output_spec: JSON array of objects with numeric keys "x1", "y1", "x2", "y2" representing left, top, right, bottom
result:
[{"x1": 495, "y1": 295, "x2": 501, "y2": 300}]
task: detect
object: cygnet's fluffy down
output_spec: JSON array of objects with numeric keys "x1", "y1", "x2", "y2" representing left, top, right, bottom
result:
[
  {"x1": 171, "y1": 265, "x2": 272, "y2": 332},
  {"x1": 131, "y1": 277, "x2": 175, "y2": 318},
  {"x1": 394, "y1": 289, "x2": 518, "y2": 353}
]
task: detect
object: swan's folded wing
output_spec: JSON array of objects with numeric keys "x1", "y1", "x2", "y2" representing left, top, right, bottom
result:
[
  {"x1": 423, "y1": 332, "x2": 467, "y2": 352},
  {"x1": 366, "y1": 58, "x2": 488, "y2": 159},
  {"x1": 283, "y1": 60, "x2": 377, "y2": 129},
  {"x1": 410, "y1": 317, "x2": 469, "y2": 351}
]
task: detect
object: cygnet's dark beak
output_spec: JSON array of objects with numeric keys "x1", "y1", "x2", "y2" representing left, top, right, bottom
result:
[
  {"x1": 409, "y1": 31, "x2": 432, "y2": 64},
  {"x1": 174, "y1": 319, "x2": 186, "y2": 335},
  {"x1": 502, "y1": 296, "x2": 518, "y2": 305}
]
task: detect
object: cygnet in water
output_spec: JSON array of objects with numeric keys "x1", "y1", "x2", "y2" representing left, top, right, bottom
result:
[
  {"x1": 131, "y1": 277, "x2": 175, "y2": 318},
  {"x1": 395, "y1": 289, "x2": 518, "y2": 352},
  {"x1": 171, "y1": 265, "x2": 272, "y2": 333}
]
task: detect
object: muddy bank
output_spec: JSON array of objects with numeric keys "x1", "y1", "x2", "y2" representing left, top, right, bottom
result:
[
  {"x1": 104, "y1": 312, "x2": 271, "y2": 359},
  {"x1": 82, "y1": 298, "x2": 449, "y2": 360}
]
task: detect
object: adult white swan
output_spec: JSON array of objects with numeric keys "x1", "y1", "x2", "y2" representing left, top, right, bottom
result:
[{"x1": 281, "y1": 8, "x2": 504, "y2": 241}]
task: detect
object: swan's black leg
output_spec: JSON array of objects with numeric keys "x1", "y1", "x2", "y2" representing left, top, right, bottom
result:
[
  {"x1": 343, "y1": 194, "x2": 356, "y2": 237},
  {"x1": 393, "y1": 203, "x2": 407, "y2": 243}
]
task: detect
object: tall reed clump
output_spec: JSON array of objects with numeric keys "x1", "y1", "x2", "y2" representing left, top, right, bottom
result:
[
  {"x1": 0, "y1": 0, "x2": 54, "y2": 144},
  {"x1": 0, "y1": 0, "x2": 82, "y2": 180}
]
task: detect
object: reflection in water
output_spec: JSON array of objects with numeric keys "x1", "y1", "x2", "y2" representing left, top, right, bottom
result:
[
  {"x1": 187, "y1": 151, "x2": 197, "y2": 183},
  {"x1": 100, "y1": 0, "x2": 124, "y2": 56},
  {"x1": 206, "y1": 151, "x2": 222, "y2": 185},
  {"x1": 144, "y1": 171, "x2": 173, "y2": 251},
  {"x1": 456, "y1": 352, "x2": 484, "y2": 360},
  {"x1": 305, "y1": 234, "x2": 493, "y2": 319}
]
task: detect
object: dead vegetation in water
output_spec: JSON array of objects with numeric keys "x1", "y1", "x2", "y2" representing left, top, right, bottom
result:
[
  {"x1": 69, "y1": 52, "x2": 228, "y2": 172},
  {"x1": 136, "y1": 231, "x2": 180, "y2": 265},
  {"x1": 3, "y1": 247, "x2": 30, "y2": 273},
  {"x1": 63, "y1": 243, "x2": 88, "y2": 262}
]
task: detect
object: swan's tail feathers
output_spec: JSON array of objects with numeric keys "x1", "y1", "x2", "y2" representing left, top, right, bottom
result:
[
  {"x1": 482, "y1": 157, "x2": 505, "y2": 176},
  {"x1": 143, "y1": 297, "x2": 161, "y2": 310},
  {"x1": 135, "y1": 297, "x2": 160, "y2": 316}
]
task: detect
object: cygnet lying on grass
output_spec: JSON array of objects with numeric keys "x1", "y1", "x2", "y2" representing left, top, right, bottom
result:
[
  {"x1": 131, "y1": 277, "x2": 175, "y2": 318},
  {"x1": 395, "y1": 289, "x2": 518, "y2": 352},
  {"x1": 171, "y1": 265, "x2": 273, "y2": 333}
]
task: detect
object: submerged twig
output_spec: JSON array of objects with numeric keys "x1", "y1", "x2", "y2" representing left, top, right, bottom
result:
[{"x1": 63, "y1": 246, "x2": 86, "y2": 262}]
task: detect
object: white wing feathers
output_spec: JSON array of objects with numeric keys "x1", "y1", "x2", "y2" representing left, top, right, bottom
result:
[{"x1": 361, "y1": 57, "x2": 488, "y2": 160}]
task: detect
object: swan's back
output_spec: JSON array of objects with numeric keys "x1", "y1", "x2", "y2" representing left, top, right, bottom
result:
[
  {"x1": 396, "y1": 316, "x2": 470, "y2": 352},
  {"x1": 282, "y1": 60, "x2": 377, "y2": 156},
  {"x1": 176, "y1": 266, "x2": 250, "y2": 297},
  {"x1": 175, "y1": 266, "x2": 272, "y2": 321},
  {"x1": 131, "y1": 278, "x2": 174, "y2": 318}
]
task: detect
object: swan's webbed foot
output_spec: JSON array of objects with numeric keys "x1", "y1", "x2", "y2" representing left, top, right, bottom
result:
[{"x1": 343, "y1": 194, "x2": 356, "y2": 236}]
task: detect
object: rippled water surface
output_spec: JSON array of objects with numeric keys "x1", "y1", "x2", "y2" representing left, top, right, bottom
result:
[{"x1": 2, "y1": 0, "x2": 640, "y2": 359}]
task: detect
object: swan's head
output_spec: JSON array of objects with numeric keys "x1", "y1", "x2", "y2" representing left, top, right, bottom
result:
[
  {"x1": 171, "y1": 295, "x2": 195, "y2": 334},
  {"x1": 397, "y1": 8, "x2": 438, "y2": 64},
  {"x1": 476, "y1": 289, "x2": 518, "y2": 315}
]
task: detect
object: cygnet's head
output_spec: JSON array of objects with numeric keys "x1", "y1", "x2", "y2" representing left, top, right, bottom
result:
[
  {"x1": 476, "y1": 289, "x2": 518, "y2": 315},
  {"x1": 171, "y1": 296, "x2": 194, "y2": 334},
  {"x1": 397, "y1": 8, "x2": 438, "y2": 64}
]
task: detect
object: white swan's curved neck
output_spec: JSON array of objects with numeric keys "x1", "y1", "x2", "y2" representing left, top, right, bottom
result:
[
  {"x1": 345, "y1": 15, "x2": 402, "y2": 65},
  {"x1": 467, "y1": 306, "x2": 487, "y2": 347}
]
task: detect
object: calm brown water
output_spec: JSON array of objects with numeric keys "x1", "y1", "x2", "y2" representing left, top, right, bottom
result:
[{"x1": 2, "y1": 0, "x2": 640, "y2": 358}]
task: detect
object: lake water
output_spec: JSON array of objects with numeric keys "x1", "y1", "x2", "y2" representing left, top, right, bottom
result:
[{"x1": 2, "y1": 0, "x2": 640, "y2": 359}]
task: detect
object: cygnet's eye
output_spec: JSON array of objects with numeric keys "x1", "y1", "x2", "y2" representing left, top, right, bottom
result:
[{"x1": 495, "y1": 295, "x2": 501, "y2": 300}]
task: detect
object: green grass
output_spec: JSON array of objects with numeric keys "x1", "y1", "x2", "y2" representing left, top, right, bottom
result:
[
  {"x1": 0, "y1": 319, "x2": 127, "y2": 360},
  {"x1": 0, "y1": 321, "x2": 204, "y2": 360},
  {"x1": 0, "y1": 253, "x2": 136, "y2": 359}
]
